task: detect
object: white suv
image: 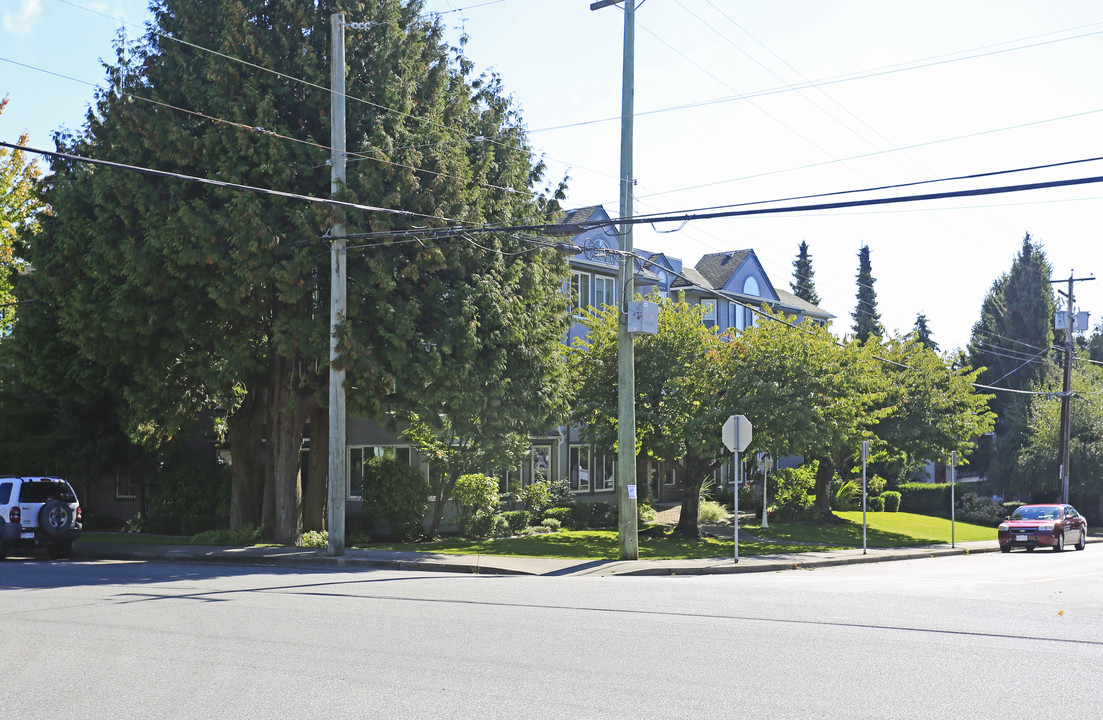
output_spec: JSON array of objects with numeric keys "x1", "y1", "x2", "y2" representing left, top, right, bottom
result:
[{"x1": 0, "y1": 476, "x2": 83, "y2": 560}]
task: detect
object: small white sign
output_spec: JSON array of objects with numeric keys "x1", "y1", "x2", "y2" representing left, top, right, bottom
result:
[{"x1": 627, "y1": 484, "x2": 637, "y2": 500}]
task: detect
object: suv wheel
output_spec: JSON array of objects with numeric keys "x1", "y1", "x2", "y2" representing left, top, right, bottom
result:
[
  {"x1": 47, "y1": 540, "x2": 72, "y2": 560},
  {"x1": 39, "y1": 499, "x2": 74, "y2": 536}
]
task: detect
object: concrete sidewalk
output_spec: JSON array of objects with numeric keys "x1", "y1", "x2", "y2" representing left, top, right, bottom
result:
[{"x1": 71, "y1": 537, "x2": 1011, "y2": 577}]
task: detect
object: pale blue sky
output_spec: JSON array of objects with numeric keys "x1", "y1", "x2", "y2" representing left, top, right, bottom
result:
[{"x1": 3, "y1": 0, "x2": 1103, "y2": 352}]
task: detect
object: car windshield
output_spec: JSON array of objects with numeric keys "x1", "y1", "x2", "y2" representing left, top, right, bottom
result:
[
  {"x1": 16, "y1": 480, "x2": 76, "y2": 504},
  {"x1": 1011, "y1": 506, "x2": 1059, "y2": 521}
]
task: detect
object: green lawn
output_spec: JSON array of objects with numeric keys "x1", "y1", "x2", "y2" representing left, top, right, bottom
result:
[
  {"x1": 77, "y1": 511, "x2": 998, "y2": 559},
  {"x1": 749, "y1": 511, "x2": 996, "y2": 547},
  {"x1": 356, "y1": 529, "x2": 842, "y2": 560}
]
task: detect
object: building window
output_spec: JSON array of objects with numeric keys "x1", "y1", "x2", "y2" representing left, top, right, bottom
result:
[
  {"x1": 348, "y1": 445, "x2": 413, "y2": 499},
  {"x1": 570, "y1": 271, "x2": 590, "y2": 312},
  {"x1": 743, "y1": 276, "x2": 760, "y2": 296},
  {"x1": 495, "y1": 467, "x2": 522, "y2": 495},
  {"x1": 595, "y1": 275, "x2": 617, "y2": 309},
  {"x1": 702, "y1": 299, "x2": 717, "y2": 328},
  {"x1": 116, "y1": 474, "x2": 137, "y2": 500},
  {"x1": 664, "y1": 466, "x2": 677, "y2": 486},
  {"x1": 593, "y1": 452, "x2": 616, "y2": 492},
  {"x1": 531, "y1": 444, "x2": 552, "y2": 485},
  {"x1": 569, "y1": 445, "x2": 591, "y2": 492}
]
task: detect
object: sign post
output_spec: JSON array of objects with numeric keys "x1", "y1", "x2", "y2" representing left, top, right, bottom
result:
[
  {"x1": 760, "y1": 454, "x2": 773, "y2": 529},
  {"x1": 722, "y1": 415, "x2": 752, "y2": 563},
  {"x1": 861, "y1": 440, "x2": 869, "y2": 555},
  {"x1": 950, "y1": 450, "x2": 957, "y2": 548}
]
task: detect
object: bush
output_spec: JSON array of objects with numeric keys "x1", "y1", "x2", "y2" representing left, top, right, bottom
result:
[
  {"x1": 867, "y1": 495, "x2": 885, "y2": 512},
  {"x1": 361, "y1": 455, "x2": 431, "y2": 541},
  {"x1": 867, "y1": 475, "x2": 887, "y2": 496},
  {"x1": 540, "y1": 518, "x2": 561, "y2": 531},
  {"x1": 546, "y1": 479, "x2": 574, "y2": 509},
  {"x1": 771, "y1": 465, "x2": 816, "y2": 521},
  {"x1": 518, "y1": 480, "x2": 552, "y2": 516},
  {"x1": 832, "y1": 479, "x2": 861, "y2": 511},
  {"x1": 544, "y1": 506, "x2": 573, "y2": 525},
  {"x1": 637, "y1": 501, "x2": 656, "y2": 523},
  {"x1": 956, "y1": 492, "x2": 1005, "y2": 526},
  {"x1": 899, "y1": 482, "x2": 952, "y2": 517},
  {"x1": 699, "y1": 499, "x2": 728, "y2": 524},
  {"x1": 501, "y1": 510, "x2": 531, "y2": 535},
  {"x1": 459, "y1": 510, "x2": 509, "y2": 539},
  {"x1": 453, "y1": 473, "x2": 500, "y2": 515},
  {"x1": 881, "y1": 490, "x2": 901, "y2": 512},
  {"x1": 569, "y1": 501, "x2": 615, "y2": 530},
  {"x1": 1002, "y1": 501, "x2": 1025, "y2": 517},
  {"x1": 146, "y1": 449, "x2": 231, "y2": 535},
  {"x1": 300, "y1": 530, "x2": 328, "y2": 548},
  {"x1": 190, "y1": 525, "x2": 263, "y2": 546}
]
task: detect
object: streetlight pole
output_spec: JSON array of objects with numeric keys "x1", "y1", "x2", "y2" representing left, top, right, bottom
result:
[
  {"x1": 327, "y1": 12, "x2": 347, "y2": 556},
  {"x1": 592, "y1": 0, "x2": 638, "y2": 560}
]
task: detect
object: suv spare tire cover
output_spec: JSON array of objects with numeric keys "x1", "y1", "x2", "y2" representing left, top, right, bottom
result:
[{"x1": 39, "y1": 500, "x2": 74, "y2": 536}]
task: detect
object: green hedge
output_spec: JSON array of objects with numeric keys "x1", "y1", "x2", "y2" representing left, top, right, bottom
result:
[
  {"x1": 867, "y1": 495, "x2": 885, "y2": 512},
  {"x1": 881, "y1": 490, "x2": 901, "y2": 513},
  {"x1": 898, "y1": 482, "x2": 952, "y2": 517}
]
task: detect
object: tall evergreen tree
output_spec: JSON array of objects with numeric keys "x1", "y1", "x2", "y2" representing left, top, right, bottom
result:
[
  {"x1": 18, "y1": 0, "x2": 568, "y2": 544},
  {"x1": 912, "y1": 313, "x2": 939, "y2": 352},
  {"x1": 790, "y1": 240, "x2": 820, "y2": 305},
  {"x1": 851, "y1": 245, "x2": 882, "y2": 342},
  {"x1": 966, "y1": 232, "x2": 1057, "y2": 485}
]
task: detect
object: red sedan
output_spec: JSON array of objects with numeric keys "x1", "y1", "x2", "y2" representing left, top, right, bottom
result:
[{"x1": 998, "y1": 503, "x2": 1088, "y2": 553}]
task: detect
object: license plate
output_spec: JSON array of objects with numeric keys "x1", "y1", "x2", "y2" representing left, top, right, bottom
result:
[
  {"x1": 1016, "y1": 534, "x2": 1028, "y2": 542},
  {"x1": 20, "y1": 531, "x2": 35, "y2": 539}
]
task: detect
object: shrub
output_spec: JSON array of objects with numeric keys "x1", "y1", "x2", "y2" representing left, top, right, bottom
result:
[
  {"x1": 459, "y1": 510, "x2": 509, "y2": 539},
  {"x1": 881, "y1": 490, "x2": 901, "y2": 512},
  {"x1": 1002, "y1": 501, "x2": 1025, "y2": 517},
  {"x1": 699, "y1": 499, "x2": 728, "y2": 524},
  {"x1": 569, "y1": 501, "x2": 615, "y2": 530},
  {"x1": 146, "y1": 449, "x2": 231, "y2": 535},
  {"x1": 637, "y1": 501, "x2": 656, "y2": 523},
  {"x1": 956, "y1": 492, "x2": 1005, "y2": 526},
  {"x1": 832, "y1": 479, "x2": 861, "y2": 511},
  {"x1": 867, "y1": 475, "x2": 887, "y2": 496},
  {"x1": 300, "y1": 530, "x2": 328, "y2": 548},
  {"x1": 544, "y1": 506, "x2": 573, "y2": 524},
  {"x1": 501, "y1": 510, "x2": 532, "y2": 535},
  {"x1": 361, "y1": 455, "x2": 431, "y2": 541},
  {"x1": 867, "y1": 495, "x2": 885, "y2": 512},
  {"x1": 453, "y1": 473, "x2": 500, "y2": 515},
  {"x1": 546, "y1": 479, "x2": 574, "y2": 509},
  {"x1": 771, "y1": 465, "x2": 816, "y2": 521},
  {"x1": 190, "y1": 525, "x2": 263, "y2": 546},
  {"x1": 899, "y1": 482, "x2": 953, "y2": 517},
  {"x1": 541, "y1": 518, "x2": 562, "y2": 531},
  {"x1": 519, "y1": 480, "x2": 552, "y2": 516}
]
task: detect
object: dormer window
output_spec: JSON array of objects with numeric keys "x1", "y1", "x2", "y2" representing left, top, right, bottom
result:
[{"x1": 743, "y1": 276, "x2": 760, "y2": 296}]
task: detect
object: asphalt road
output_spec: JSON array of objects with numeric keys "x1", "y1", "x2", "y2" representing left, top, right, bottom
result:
[{"x1": 3, "y1": 550, "x2": 1101, "y2": 719}]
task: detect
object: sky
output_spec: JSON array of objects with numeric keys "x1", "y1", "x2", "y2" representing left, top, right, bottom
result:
[{"x1": 3, "y1": 0, "x2": 1103, "y2": 353}]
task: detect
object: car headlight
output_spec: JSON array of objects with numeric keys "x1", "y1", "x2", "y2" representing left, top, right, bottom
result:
[
  {"x1": 998, "y1": 523, "x2": 1009, "y2": 532},
  {"x1": 1038, "y1": 523, "x2": 1054, "y2": 531}
]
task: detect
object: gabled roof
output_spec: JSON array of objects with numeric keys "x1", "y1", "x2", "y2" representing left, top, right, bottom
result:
[
  {"x1": 670, "y1": 266, "x2": 713, "y2": 291},
  {"x1": 695, "y1": 250, "x2": 751, "y2": 290},
  {"x1": 773, "y1": 287, "x2": 836, "y2": 320},
  {"x1": 556, "y1": 205, "x2": 604, "y2": 225}
]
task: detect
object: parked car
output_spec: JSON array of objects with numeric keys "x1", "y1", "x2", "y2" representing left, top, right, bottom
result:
[
  {"x1": 998, "y1": 503, "x2": 1087, "y2": 553},
  {"x1": 0, "y1": 476, "x2": 83, "y2": 560}
]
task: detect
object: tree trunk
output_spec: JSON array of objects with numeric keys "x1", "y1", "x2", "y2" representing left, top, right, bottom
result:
[
  {"x1": 814, "y1": 457, "x2": 837, "y2": 522},
  {"x1": 636, "y1": 457, "x2": 652, "y2": 505},
  {"x1": 428, "y1": 472, "x2": 459, "y2": 537},
  {"x1": 228, "y1": 386, "x2": 266, "y2": 530},
  {"x1": 673, "y1": 469, "x2": 704, "y2": 540},
  {"x1": 266, "y1": 355, "x2": 318, "y2": 546},
  {"x1": 303, "y1": 405, "x2": 328, "y2": 532}
]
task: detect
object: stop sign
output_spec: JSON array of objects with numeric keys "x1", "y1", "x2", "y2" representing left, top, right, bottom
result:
[{"x1": 722, "y1": 414, "x2": 752, "y2": 453}]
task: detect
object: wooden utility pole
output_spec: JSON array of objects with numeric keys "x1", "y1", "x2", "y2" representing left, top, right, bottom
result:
[
  {"x1": 591, "y1": 0, "x2": 638, "y2": 560},
  {"x1": 1051, "y1": 272, "x2": 1094, "y2": 506},
  {"x1": 327, "y1": 12, "x2": 347, "y2": 556}
]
